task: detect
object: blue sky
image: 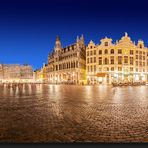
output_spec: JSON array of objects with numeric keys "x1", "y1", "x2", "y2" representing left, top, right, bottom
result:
[{"x1": 0, "y1": 0, "x2": 148, "y2": 70}]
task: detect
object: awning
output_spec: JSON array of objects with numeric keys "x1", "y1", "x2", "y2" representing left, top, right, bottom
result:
[{"x1": 96, "y1": 73, "x2": 106, "y2": 77}]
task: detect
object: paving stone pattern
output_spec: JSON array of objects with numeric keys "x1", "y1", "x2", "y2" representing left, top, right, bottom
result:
[{"x1": 0, "y1": 84, "x2": 147, "y2": 143}]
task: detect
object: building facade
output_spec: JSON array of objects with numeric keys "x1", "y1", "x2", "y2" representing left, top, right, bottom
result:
[
  {"x1": 0, "y1": 64, "x2": 33, "y2": 82},
  {"x1": 86, "y1": 33, "x2": 148, "y2": 84},
  {"x1": 46, "y1": 35, "x2": 86, "y2": 84}
]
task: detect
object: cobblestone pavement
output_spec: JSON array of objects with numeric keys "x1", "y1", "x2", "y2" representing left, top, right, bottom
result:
[{"x1": 0, "y1": 84, "x2": 148, "y2": 143}]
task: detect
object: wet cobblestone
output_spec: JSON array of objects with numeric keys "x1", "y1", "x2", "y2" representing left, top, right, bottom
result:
[{"x1": 0, "y1": 84, "x2": 148, "y2": 142}]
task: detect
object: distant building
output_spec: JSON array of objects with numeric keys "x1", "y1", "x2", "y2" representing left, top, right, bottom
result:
[
  {"x1": 0, "y1": 64, "x2": 33, "y2": 82},
  {"x1": 86, "y1": 33, "x2": 148, "y2": 84},
  {"x1": 46, "y1": 35, "x2": 86, "y2": 84}
]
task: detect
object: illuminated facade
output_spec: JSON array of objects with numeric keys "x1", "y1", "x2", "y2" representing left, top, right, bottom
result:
[
  {"x1": 86, "y1": 33, "x2": 148, "y2": 84},
  {"x1": 46, "y1": 35, "x2": 86, "y2": 84},
  {"x1": 0, "y1": 64, "x2": 33, "y2": 82}
]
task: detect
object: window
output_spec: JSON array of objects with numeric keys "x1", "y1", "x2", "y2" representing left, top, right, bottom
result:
[
  {"x1": 139, "y1": 44, "x2": 142, "y2": 48},
  {"x1": 111, "y1": 49, "x2": 114, "y2": 54},
  {"x1": 130, "y1": 57, "x2": 133, "y2": 65},
  {"x1": 87, "y1": 58, "x2": 89, "y2": 64},
  {"x1": 99, "y1": 50, "x2": 102, "y2": 55},
  {"x1": 143, "y1": 56, "x2": 145, "y2": 60},
  {"x1": 90, "y1": 58, "x2": 93, "y2": 63},
  {"x1": 91, "y1": 66, "x2": 93, "y2": 72},
  {"x1": 139, "y1": 55, "x2": 142, "y2": 60},
  {"x1": 130, "y1": 67, "x2": 133, "y2": 71},
  {"x1": 110, "y1": 56, "x2": 114, "y2": 64},
  {"x1": 94, "y1": 65, "x2": 96, "y2": 72},
  {"x1": 143, "y1": 62, "x2": 145, "y2": 66},
  {"x1": 130, "y1": 50, "x2": 133, "y2": 55},
  {"x1": 104, "y1": 49, "x2": 108, "y2": 54},
  {"x1": 118, "y1": 49, "x2": 122, "y2": 54},
  {"x1": 94, "y1": 50, "x2": 96, "y2": 55},
  {"x1": 111, "y1": 67, "x2": 114, "y2": 71},
  {"x1": 87, "y1": 51, "x2": 89, "y2": 56},
  {"x1": 94, "y1": 57, "x2": 96, "y2": 63},
  {"x1": 136, "y1": 61, "x2": 138, "y2": 66},
  {"x1": 136, "y1": 55, "x2": 138, "y2": 59},
  {"x1": 104, "y1": 58, "x2": 109, "y2": 65},
  {"x1": 90, "y1": 51, "x2": 93, "y2": 56},
  {"x1": 118, "y1": 56, "x2": 122, "y2": 64},
  {"x1": 99, "y1": 57, "x2": 102, "y2": 65},
  {"x1": 118, "y1": 67, "x2": 122, "y2": 71},
  {"x1": 87, "y1": 66, "x2": 89, "y2": 72},
  {"x1": 124, "y1": 56, "x2": 128, "y2": 64},
  {"x1": 105, "y1": 42, "x2": 108, "y2": 46}
]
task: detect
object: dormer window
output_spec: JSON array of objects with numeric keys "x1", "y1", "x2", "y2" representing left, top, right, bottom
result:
[
  {"x1": 139, "y1": 44, "x2": 142, "y2": 49},
  {"x1": 105, "y1": 42, "x2": 108, "y2": 46}
]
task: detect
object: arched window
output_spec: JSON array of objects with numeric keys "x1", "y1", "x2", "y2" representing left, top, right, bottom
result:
[
  {"x1": 111, "y1": 49, "x2": 114, "y2": 54},
  {"x1": 104, "y1": 49, "x2": 108, "y2": 54}
]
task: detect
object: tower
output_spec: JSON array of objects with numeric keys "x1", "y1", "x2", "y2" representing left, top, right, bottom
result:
[{"x1": 54, "y1": 35, "x2": 62, "y2": 52}]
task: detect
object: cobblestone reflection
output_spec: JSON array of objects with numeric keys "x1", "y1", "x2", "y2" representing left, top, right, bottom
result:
[{"x1": 0, "y1": 84, "x2": 147, "y2": 142}]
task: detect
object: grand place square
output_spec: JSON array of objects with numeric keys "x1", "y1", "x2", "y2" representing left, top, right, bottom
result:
[{"x1": 0, "y1": 32, "x2": 147, "y2": 143}]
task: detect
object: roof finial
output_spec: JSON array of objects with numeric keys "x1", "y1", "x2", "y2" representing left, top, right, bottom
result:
[{"x1": 125, "y1": 32, "x2": 128, "y2": 37}]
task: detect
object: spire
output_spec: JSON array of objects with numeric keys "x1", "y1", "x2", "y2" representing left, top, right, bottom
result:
[
  {"x1": 76, "y1": 36, "x2": 79, "y2": 42},
  {"x1": 56, "y1": 35, "x2": 60, "y2": 41},
  {"x1": 55, "y1": 35, "x2": 62, "y2": 51}
]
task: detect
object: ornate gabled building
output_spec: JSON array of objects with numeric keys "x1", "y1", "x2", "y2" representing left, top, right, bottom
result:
[
  {"x1": 0, "y1": 64, "x2": 33, "y2": 82},
  {"x1": 46, "y1": 35, "x2": 86, "y2": 84},
  {"x1": 86, "y1": 33, "x2": 148, "y2": 84}
]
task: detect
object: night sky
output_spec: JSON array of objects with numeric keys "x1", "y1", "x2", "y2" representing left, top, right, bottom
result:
[{"x1": 0, "y1": 0, "x2": 148, "y2": 70}]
